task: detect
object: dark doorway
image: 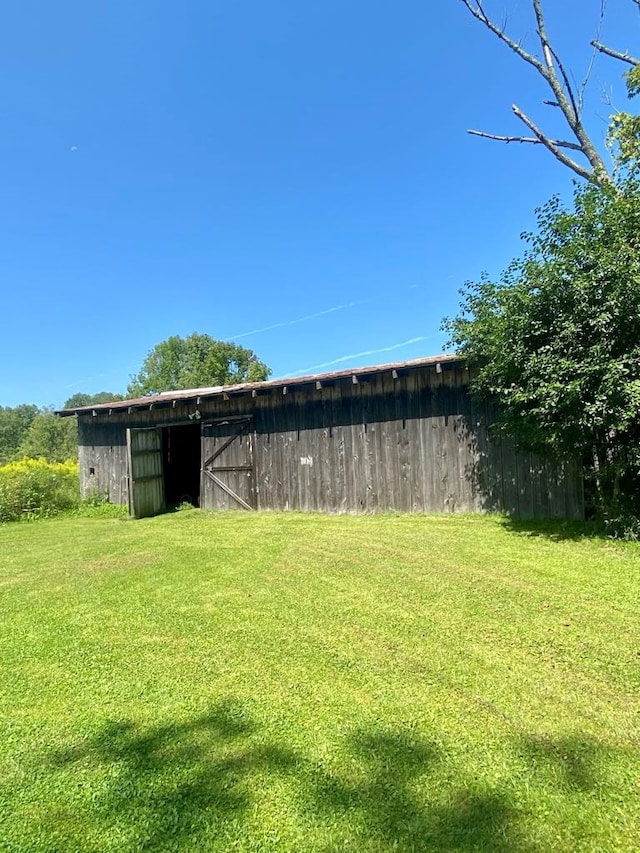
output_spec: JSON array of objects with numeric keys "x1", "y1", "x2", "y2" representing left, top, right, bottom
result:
[{"x1": 162, "y1": 424, "x2": 202, "y2": 507}]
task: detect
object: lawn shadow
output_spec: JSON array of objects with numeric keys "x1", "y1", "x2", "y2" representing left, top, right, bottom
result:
[
  {"x1": 307, "y1": 726, "x2": 529, "y2": 852},
  {"x1": 497, "y1": 516, "x2": 606, "y2": 542},
  {"x1": 44, "y1": 705, "x2": 533, "y2": 852},
  {"x1": 517, "y1": 733, "x2": 617, "y2": 793},
  {"x1": 43, "y1": 706, "x2": 626, "y2": 851},
  {"x1": 48, "y1": 699, "x2": 299, "y2": 851}
]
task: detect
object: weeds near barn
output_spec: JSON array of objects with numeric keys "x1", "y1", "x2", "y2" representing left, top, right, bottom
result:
[
  {"x1": 0, "y1": 458, "x2": 79, "y2": 522},
  {"x1": 0, "y1": 512, "x2": 638, "y2": 851}
]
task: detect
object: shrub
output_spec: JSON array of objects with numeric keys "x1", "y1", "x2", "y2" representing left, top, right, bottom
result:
[
  {"x1": 0, "y1": 458, "x2": 79, "y2": 522},
  {"x1": 603, "y1": 511, "x2": 640, "y2": 542}
]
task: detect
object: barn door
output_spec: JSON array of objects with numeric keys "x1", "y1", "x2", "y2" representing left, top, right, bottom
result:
[
  {"x1": 201, "y1": 419, "x2": 255, "y2": 511},
  {"x1": 126, "y1": 428, "x2": 165, "y2": 518}
]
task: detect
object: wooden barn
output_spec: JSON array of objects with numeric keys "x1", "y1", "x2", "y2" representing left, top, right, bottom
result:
[{"x1": 57, "y1": 355, "x2": 583, "y2": 520}]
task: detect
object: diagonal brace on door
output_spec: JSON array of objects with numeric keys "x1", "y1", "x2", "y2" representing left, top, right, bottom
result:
[
  {"x1": 202, "y1": 419, "x2": 252, "y2": 469},
  {"x1": 202, "y1": 418, "x2": 255, "y2": 510},
  {"x1": 203, "y1": 470, "x2": 254, "y2": 511}
]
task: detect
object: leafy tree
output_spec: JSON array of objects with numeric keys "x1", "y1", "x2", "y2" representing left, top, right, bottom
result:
[
  {"x1": 461, "y1": 0, "x2": 640, "y2": 184},
  {"x1": 610, "y1": 64, "x2": 640, "y2": 175},
  {"x1": 19, "y1": 412, "x2": 78, "y2": 462},
  {"x1": 444, "y1": 177, "x2": 640, "y2": 519},
  {"x1": 0, "y1": 405, "x2": 39, "y2": 465},
  {"x1": 127, "y1": 334, "x2": 271, "y2": 397},
  {"x1": 64, "y1": 391, "x2": 124, "y2": 409}
]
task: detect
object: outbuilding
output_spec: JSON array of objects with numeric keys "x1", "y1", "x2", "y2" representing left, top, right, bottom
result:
[{"x1": 56, "y1": 354, "x2": 583, "y2": 519}]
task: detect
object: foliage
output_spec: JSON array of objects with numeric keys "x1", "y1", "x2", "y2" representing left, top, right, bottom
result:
[
  {"x1": 602, "y1": 511, "x2": 640, "y2": 542},
  {"x1": 444, "y1": 178, "x2": 640, "y2": 519},
  {"x1": 19, "y1": 412, "x2": 78, "y2": 462},
  {"x1": 0, "y1": 396, "x2": 123, "y2": 464},
  {"x1": 0, "y1": 404, "x2": 39, "y2": 464},
  {"x1": 0, "y1": 458, "x2": 79, "y2": 522},
  {"x1": 127, "y1": 333, "x2": 271, "y2": 397},
  {"x1": 609, "y1": 66, "x2": 640, "y2": 176},
  {"x1": 63, "y1": 391, "x2": 124, "y2": 409},
  {"x1": 0, "y1": 512, "x2": 638, "y2": 850}
]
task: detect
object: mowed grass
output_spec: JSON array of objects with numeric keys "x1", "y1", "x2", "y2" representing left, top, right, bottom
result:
[{"x1": 0, "y1": 511, "x2": 638, "y2": 852}]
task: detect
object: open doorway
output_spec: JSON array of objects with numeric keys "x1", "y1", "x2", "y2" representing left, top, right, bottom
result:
[{"x1": 162, "y1": 424, "x2": 202, "y2": 507}]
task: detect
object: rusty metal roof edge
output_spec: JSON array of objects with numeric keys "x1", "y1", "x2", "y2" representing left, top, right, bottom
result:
[{"x1": 55, "y1": 352, "x2": 462, "y2": 416}]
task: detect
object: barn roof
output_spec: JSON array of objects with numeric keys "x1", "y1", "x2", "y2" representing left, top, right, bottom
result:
[{"x1": 56, "y1": 353, "x2": 462, "y2": 417}]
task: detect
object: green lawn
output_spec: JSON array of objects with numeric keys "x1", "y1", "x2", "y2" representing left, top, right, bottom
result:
[{"x1": 1, "y1": 511, "x2": 638, "y2": 852}]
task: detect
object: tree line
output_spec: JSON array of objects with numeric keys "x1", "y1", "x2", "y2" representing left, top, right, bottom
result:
[
  {"x1": 0, "y1": 397, "x2": 119, "y2": 465},
  {"x1": 0, "y1": 336, "x2": 270, "y2": 465}
]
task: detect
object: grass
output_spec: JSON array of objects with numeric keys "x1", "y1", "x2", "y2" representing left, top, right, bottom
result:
[{"x1": 0, "y1": 510, "x2": 638, "y2": 852}]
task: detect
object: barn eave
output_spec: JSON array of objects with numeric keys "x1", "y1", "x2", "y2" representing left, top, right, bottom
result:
[{"x1": 55, "y1": 353, "x2": 462, "y2": 417}]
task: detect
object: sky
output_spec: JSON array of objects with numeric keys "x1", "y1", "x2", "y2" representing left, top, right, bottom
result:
[{"x1": 1, "y1": 0, "x2": 637, "y2": 407}]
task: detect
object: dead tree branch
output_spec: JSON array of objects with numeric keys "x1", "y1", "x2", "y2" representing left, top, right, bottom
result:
[
  {"x1": 578, "y1": 0, "x2": 608, "y2": 114},
  {"x1": 591, "y1": 40, "x2": 640, "y2": 67},
  {"x1": 511, "y1": 104, "x2": 595, "y2": 181},
  {"x1": 467, "y1": 129, "x2": 583, "y2": 151},
  {"x1": 461, "y1": 0, "x2": 613, "y2": 185},
  {"x1": 460, "y1": 0, "x2": 548, "y2": 77}
]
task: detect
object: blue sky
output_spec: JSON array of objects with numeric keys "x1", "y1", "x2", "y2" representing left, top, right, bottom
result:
[{"x1": 1, "y1": 0, "x2": 637, "y2": 407}]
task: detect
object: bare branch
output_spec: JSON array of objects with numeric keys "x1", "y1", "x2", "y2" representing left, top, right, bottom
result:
[
  {"x1": 461, "y1": 0, "x2": 614, "y2": 185},
  {"x1": 547, "y1": 42, "x2": 580, "y2": 122},
  {"x1": 511, "y1": 104, "x2": 598, "y2": 182},
  {"x1": 591, "y1": 40, "x2": 640, "y2": 67},
  {"x1": 467, "y1": 128, "x2": 583, "y2": 151},
  {"x1": 578, "y1": 0, "x2": 608, "y2": 113},
  {"x1": 459, "y1": 0, "x2": 548, "y2": 77},
  {"x1": 530, "y1": 0, "x2": 580, "y2": 125},
  {"x1": 532, "y1": 0, "x2": 553, "y2": 71}
]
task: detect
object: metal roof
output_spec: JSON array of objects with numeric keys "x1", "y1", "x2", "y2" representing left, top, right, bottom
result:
[{"x1": 56, "y1": 353, "x2": 461, "y2": 417}]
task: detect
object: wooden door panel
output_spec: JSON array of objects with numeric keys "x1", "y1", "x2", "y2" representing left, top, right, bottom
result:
[
  {"x1": 127, "y1": 428, "x2": 164, "y2": 518},
  {"x1": 201, "y1": 419, "x2": 255, "y2": 510}
]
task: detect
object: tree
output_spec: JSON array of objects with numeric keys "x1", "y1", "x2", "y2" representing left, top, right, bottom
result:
[
  {"x1": 19, "y1": 412, "x2": 78, "y2": 462},
  {"x1": 64, "y1": 391, "x2": 124, "y2": 409},
  {"x1": 127, "y1": 334, "x2": 271, "y2": 397},
  {"x1": 443, "y1": 177, "x2": 640, "y2": 519},
  {"x1": 0, "y1": 405, "x2": 39, "y2": 465},
  {"x1": 461, "y1": 0, "x2": 640, "y2": 184}
]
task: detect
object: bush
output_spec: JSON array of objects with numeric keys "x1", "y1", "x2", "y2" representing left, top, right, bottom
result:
[
  {"x1": 603, "y1": 511, "x2": 640, "y2": 542},
  {"x1": 0, "y1": 458, "x2": 79, "y2": 522}
]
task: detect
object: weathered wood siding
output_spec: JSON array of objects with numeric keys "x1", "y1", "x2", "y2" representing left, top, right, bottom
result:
[
  {"x1": 78, "y1": 421, "x2": 128, "y2": 504},
  {"x1": 76, "y1": 363, "x2": 584, "y2": 519},
  {"x1": 126, "y1": 428, "x2": 164, "y2": 518}
]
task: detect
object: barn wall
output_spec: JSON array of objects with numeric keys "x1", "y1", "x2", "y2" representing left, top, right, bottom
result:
[
  {"x1": 76, "y1": 363, "x2": 584, "y2": 519},
  {"x1": 77, "y1": 420, "x2": 128, "y2": 505},
  {"x1": 249, "y1": 364, "x2": 582, "y2": 517}
]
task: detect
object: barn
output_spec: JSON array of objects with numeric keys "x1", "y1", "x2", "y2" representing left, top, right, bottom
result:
[{"x1": 56, "y1": 354, "x2": 583, "y2": 520}]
